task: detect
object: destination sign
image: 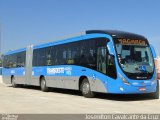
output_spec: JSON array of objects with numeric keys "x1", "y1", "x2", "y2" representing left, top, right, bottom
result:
[{"x1": 118, "y1": 38, "x2": 147, "y2": 45}]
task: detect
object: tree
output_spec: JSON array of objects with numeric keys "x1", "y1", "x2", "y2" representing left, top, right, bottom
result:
[{"x1": 0, "y1": 54, "x2": 3, "y2": 67}]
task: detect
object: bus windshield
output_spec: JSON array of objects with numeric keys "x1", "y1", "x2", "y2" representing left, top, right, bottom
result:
[{"x1": 114, "y1": 38, "x2": 154, "y2": 79}]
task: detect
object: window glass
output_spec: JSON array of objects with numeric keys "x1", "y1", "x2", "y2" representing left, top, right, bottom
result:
[
  {"x1": 33, "y1": 48, "x2": 46, "y2": 66},
  {"x1": 3, "y1": 51, "x2": 26, "y2": 68},
  {"x1": 46, "y1": 47, "x2": 52, "y2": 66},
  {"x1": 32, "y1": 38, "x2": 108, "y2": 72},
  {"x1": 54, "y1": 45, "x2": 66, "y2": 65},
  {"x1": 97, "y1": 46, "x2": 107, "y2": 74},
  {"x1": 33, "y1": 50, "x2": 37, "y2": 66},
  {"x1": 107, "y1": 55, "x2": 117, "y2": 79},
  {"x1": 114, "y1": 38, "x2": 153, "y2": 80}
]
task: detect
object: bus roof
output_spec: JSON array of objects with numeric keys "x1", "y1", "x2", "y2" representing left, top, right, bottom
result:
[
  {"x1": 86, "y1": 30, "x2": 146, "y2": 40},
  {"x1": 33, "y1": 32, "x2": 110, "y2": 49},
  {"x1": 3, "y1": 30, "x2": 147, "y2": 55},
  {"x1": 34, "y1": 30, "x2": 147, "y2": 49}
]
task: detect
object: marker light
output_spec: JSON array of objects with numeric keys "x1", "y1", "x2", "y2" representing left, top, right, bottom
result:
[
  {"x1": 119, "y1": 73, "x2": 130, "y2": 86},
  {"x1": 120, "y1": 87, "x2": 124, "y2": 91},
  {"x1": 151, "y1": 76, "x2": 157, "y2": 85},
  {"x1": 151, "y1": 79, "x2": 157, "y2": 85}
]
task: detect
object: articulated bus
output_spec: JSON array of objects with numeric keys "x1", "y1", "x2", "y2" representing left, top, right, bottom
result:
[{"x1": 2, "y1": 30, "x2": 159, "y2": 99}]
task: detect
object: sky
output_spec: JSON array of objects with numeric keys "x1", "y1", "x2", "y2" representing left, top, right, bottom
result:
[{"x1": 0, "y1": 0, "x2": 160, "y2": 56}]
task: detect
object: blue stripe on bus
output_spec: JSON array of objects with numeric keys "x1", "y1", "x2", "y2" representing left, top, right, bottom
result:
[{"x1": 2, "y1": 64, "x2": 157, "y2": 93}]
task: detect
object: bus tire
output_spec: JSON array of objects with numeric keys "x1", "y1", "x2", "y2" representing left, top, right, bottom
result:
[
  {"x1": 40, "y1": 77, "x2": 48, "y2": 92},
  {"x1": 150, "y1": 81, "x2": 159, "y2": 99},
  {"x1": 11, "y1": 76, "x2": 18, "y2": 88},
  {"x1": 80, "y1": 78, "x2": 95, "y2": 98}
]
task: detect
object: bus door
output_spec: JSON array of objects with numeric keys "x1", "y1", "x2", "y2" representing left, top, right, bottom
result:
[
  {"x1": 97, "y1": 46, "x2": 107, "y2": 74},
  {"x1": 25, "y1": 45, "x2": 33, "y2": 85},
  {"x1": 95, "y1": 46, "x2": 108, "y2": 92}
]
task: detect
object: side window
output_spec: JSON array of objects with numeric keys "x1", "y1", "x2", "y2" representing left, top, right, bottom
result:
[
  {"x1": 96, "y1": 38, "x2": 108, "y2": 74},
  {"x1": 17, "y1": 54, "x2": 21, "y2": 67},
  {"x1": 46, "y1": 47, "x2": 52, "y2": 66},
  {"x1": 16, "y1": 52, "x2": 26, "y2": 67},
  {"x1": 3, "y1": 56, "x2": 9, "y2": 68},
  {"x1": 21, "y1": 52, "x2": 26, "y2": 67},
  {"x1": 77, "y1": 39, "x2": 96, "y2": 69},
  {"x1": 51, "y1": 46, "x2": 55, "y2": 65},
  {"x1": 54, "y1": 45, "x2": 66, "y2": 65},
  {"x1": 10, "y1": 54, "x2": 16, "y2": 68},
  {"x1": 6, "y1": 55, "x2": 11, "y2": 68},
  {"x1": 64, "y1": 44, "x2": 75, "y2": 65},
  {"x1": 33, "y1": 48, "x2": 46, "y2": 66},
  {"x1": 40, "y1": 48, "x2": 46, "y2": 66},
  {"x1": 97, "y1": 46, "x2": 107, "y2": 74},
  {"x1": 33, "y1": 50, "x2": 37, "y2": 66},
  {"x1": 71, "y1": 43, "x2": 79, "y2": 64},
  {"x1": 3, "y1": 51, "x2": 26, "y2": 68},
  {"x1": 107, "y1": 54, "x2": 117, "y2": 79},
  {"x1": 64, "y1": 42, "x2": 80, "y2": 65},
  {"x1": 9, "y1": 54, "x2": 17, "y2": 68},
  {"x1": 49, "y1": 39, "x2": 96, "y2": 69},
  {"x1": 54, "y1": 46, "x2": 59, "y2": 65}
]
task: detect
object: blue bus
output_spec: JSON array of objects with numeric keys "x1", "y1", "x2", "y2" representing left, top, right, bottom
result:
[{"x1": 2, "y1": 30, "x2": 159, "y2": 99}]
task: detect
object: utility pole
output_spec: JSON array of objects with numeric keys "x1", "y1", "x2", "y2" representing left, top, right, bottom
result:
[
  {"x1": 0, "y1": 23, "x2": 1, "y2": 55},
  {"x1": 0, "y1": 23, "x2": 2, "y2": 57},
  {"x1": 0, "y1": 24, "x2": 1, "y2": 56}
]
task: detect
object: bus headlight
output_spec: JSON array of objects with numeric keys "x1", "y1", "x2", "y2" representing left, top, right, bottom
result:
[
  {"x1": 118, "y1": 73, "x2": 130, "y2": 86},
  {"x1": 151, "y1": 76, "x2": 157, "y2": 85}
]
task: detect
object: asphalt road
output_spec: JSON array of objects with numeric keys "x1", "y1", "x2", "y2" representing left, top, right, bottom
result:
[{"x1": 0, "y1": 78, "x2": 160, "y2": 114}]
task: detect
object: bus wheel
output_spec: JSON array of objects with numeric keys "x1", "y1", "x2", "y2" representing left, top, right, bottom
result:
[
  {"x1": 40, "y1": 77, "x2": 48, "y2": 92},
  {"x1": 80, "y1": 78, "x2": 95, "y2": 98},
  {"x1": 11, "y1": 77, "x2": 18, "y2": 88},
  {"x1": 150, "y1": 81, "x2": 159, "y2": 99}
]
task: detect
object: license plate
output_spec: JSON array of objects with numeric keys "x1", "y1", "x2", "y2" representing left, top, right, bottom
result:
[{"x1": 139, "y1": 87, "x2": 146, "y2": 91}]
